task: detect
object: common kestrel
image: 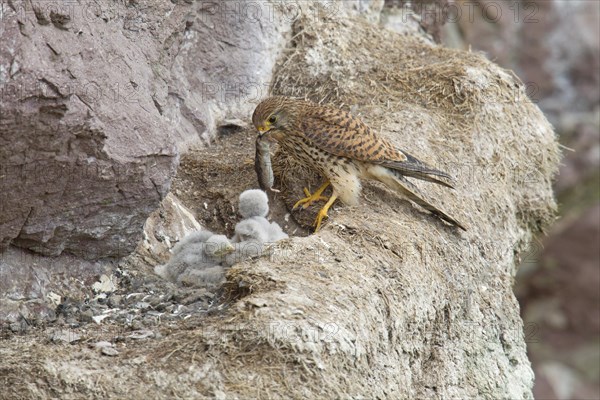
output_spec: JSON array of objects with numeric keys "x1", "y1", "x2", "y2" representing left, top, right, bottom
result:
[{"x1": 252, "y1": 96, "x2": 466, "y2": 231}]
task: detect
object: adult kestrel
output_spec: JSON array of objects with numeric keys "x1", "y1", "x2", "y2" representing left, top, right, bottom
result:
[{"x1": 252, "y1": 96, "x2": 466, "y2": 231}]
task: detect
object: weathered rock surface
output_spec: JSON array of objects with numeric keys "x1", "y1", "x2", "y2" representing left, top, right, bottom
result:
[
  {"x1": 138, "y1": 192, "x2": 202, "y2": 266},
  {"x1": 165, "y1": 1, "x2": 292, "y2": 148},
  {"x1": 0, "y1": 0, "x2": 181, "y2": 258}
]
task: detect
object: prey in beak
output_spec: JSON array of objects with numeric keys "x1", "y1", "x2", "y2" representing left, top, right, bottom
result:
[
  {"x1": 256, "y1": 123, "x2": 278, "y2": 143},
  {"x1": 257, "y1": 123, "x2": 272, "y2": 136}
]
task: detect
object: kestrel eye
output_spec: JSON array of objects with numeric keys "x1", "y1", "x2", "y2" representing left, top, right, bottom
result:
[{"x1": 268, "y1": 116, "x2": 277, "y2": 124}]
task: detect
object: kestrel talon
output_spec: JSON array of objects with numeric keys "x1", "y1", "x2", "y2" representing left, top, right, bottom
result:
[{"x1": 252, "y1": 96, "x2": 466, "y2": 232}]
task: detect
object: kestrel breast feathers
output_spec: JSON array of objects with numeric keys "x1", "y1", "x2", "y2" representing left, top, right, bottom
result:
[{"x1": 252, "y1": 96, "x2": 466, "y2": 232}]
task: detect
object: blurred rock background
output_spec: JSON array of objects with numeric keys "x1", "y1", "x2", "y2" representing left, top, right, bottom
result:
[{"x1": 383, "y1": 0, "x2": 599, "y2": 398}]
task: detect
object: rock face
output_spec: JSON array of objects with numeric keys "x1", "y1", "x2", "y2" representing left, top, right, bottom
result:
[
  {"x1": 228, "y1": 11, "x2": 558, "y2": 398},
  {"x1": 0, "y1": 0, "x2": 179, "y2": 258},
  {"x1": 0, "y1": 0, "x2": 290, "y2": 259},
  {"x1": 0, "y1": 1, "x2": 561, "y2": 399},
  {"x1": 165, "y1": 1, "x2": 291, "y2": 147}
]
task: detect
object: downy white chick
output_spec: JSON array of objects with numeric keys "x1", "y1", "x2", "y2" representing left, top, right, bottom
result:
[
  {"x1": 238, "y1": 189, "x2": 269, "y2": 218},
  {"x1": 236, "y1": 216, "x2": 288, "y2": 243},
  {"x1": 268, "y1": 221, "x2": 288, "y2": 242},
  {"x1": 225, "y1": 218, "x2": 265, "y2": 267},
  {"x1": 235, "y1": 189, "x2": 287, "y2": 241},
  {"x1": 181, "y1": 234, "x2": 235, "y2": 284},
  {"x1": 224, "y1": 189, "x2": 288, "y2": 267},
  {"x1": 157, "y1": 243, "x2": 209, "y2": 282},
  {"x1": 155, "y1": 230, "x2": 213, "y2": 281},
  {"x1": 170, "y1": 230, "x2": 214, "y2": 256},
  {"x1": 203, "y1": 234, "x2": 235, "y2": 263},
  {"x1": 178, "y1": 265, "x2": 226, "y2": 287},
  {"x1": 158, "y1": 234, "x2": 234, "y2": 286},
  {"x1": 235, "y1": 217, "x2": 271, "y2": 243},
  {"x1": 225, "y1": 217, "x2": 274, "y2": 267}
]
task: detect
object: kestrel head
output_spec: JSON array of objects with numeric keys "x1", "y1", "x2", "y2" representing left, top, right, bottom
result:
[{"x1": 252, "y1": 96, "x2": 300, "y2": 138}]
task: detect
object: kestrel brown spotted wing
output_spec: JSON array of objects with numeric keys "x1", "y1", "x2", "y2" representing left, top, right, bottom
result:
[
  {"x1": 252, "y1": 96, "x2": 465, "y2": 231},
  {"x1": 300, "y1": 106, "x2": 403, "y2": 162},
  {"x1": 300, "y1": 105, "x2": 455, "y2": 187}
]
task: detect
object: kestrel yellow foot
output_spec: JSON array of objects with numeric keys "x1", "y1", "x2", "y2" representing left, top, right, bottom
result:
[
  {"x1": 293, "y1": 181, "x2": 330, "y2": 210},
  {"x1": 313, "y1": 194, "x2": 337, "y2": 232}
]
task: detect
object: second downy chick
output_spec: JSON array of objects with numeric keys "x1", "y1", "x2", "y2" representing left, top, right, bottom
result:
[
  {"x1": 159, "y1": 234, "x2": 234, "y2": 286},
  {"x1": 176, "y1": 235, "x2": 234, "y2": 287}
]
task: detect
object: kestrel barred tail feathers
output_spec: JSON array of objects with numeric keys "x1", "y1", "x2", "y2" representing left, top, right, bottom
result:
[{"x1": 252, "y1": 96, "x2": 466, "y2": 231}]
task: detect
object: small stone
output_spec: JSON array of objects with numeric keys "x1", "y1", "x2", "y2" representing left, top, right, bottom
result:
[
  {"x1": 108, "y1": 295, "x2": 123, "y2": 308},
  {"x1": 65, "y1": 318, "x2": 80, "y2": 328},
  {"x1": 92, "y1": 274, "x2": 117, "y2": 294},
  {"x1": 125, "y1": 292, "x2": 145, "y2": 302},
  {"x1": 130, "y1": 320, "x2": 144, "y2": 330},
  {"x1": 214, "y1": 390, "x2": 227, "y2": 400},
  {"x1": 9, "y1": 321, "x2": 26, "y2": 333},
  {"x1": 46, "y1": 292, "x2": 62, "y2": 306},
  {"x1": 101, "y1": 346, "x2": 119, "y2": 356},
  {"x1": 93, "y1": 293, "x2": 108, "y2": 302},
  {"x1": 146, "y1": 311, "x2": 164, "y2": 318},
  {"x1": 169, "y1": 304, "x2": 189, "y2": 314},
  {"x1": 50, "y1": 329, "x2": 81, "y2": 344},
  {"x1": 92, "y1": 315, "x2": 109, "y2": 324},
  {"x1": 128, "y1": 330, "x2": 154, "y2": 340},
  {"x1": 135, "y1": 301, "x2": 151, "y2": 310},
  {"x1": 80, "y1": 310, "x2": 94, "y2": 323},
  {"x1": 91, "y1": 341, "x2": 113, "y2": 349},
  {"x1": 131, "y1": 356, "x2": 147, "y2": 365}
]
